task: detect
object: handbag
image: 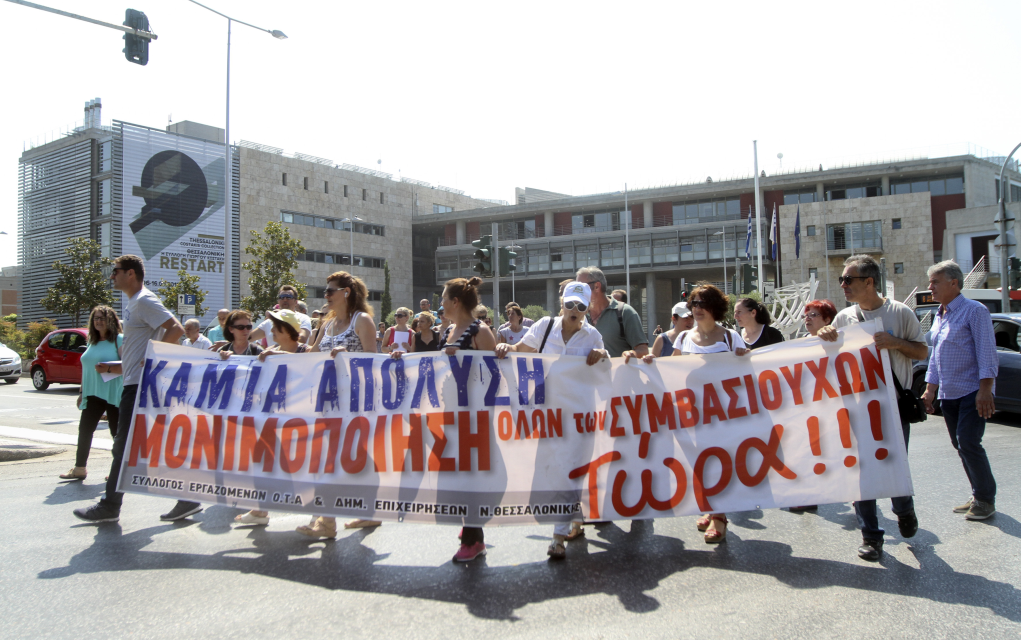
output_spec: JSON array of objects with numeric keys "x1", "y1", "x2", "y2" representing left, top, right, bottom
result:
[{"x1": 855, "y1": 306, "x2": 926, "y2": 423}]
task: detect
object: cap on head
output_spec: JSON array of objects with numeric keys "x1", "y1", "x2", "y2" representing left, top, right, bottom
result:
[
  {"x1": 562, "y1": 281, "x2": 592, "y2": 307},
  {"x1": 672, "y1": 302, "x2": 692, "y2": 318},
  {"x1": 268, "y1": 309, "x2": 302, "y2": 333}
]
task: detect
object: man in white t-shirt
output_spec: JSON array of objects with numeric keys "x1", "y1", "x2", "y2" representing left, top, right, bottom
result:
[
  {"x1": 183, "y1": 318, "x2": 212, "y2": 350},
  {"x1": 251, "y1": 285, "x2": 312, "y2": 344},
  {"x1": 818, "y1": 255, "x2": 928, "y2": 562},
  {"x1": 73, "y1": 255, "x2": 200, "y2": 524}
]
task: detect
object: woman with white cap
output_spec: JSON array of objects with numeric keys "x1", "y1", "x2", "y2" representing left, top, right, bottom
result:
[
  {"x1": 233, "y1": 309, "x2": 311, "y2": 526},
  {"x1": 650, "y1": 302, "x2": 695, "y2": 358},
  {"x1": 495, "y1": 280, "x2": 607, "y2": 560}
]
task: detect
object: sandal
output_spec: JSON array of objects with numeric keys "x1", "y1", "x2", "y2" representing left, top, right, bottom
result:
[
  {"x1": 565, "y1": 523, "x2": 585, "y2": 541},
  {"x1": 344, "y1": 519, "x2": 382, "y2": 529},
  {"x1": 234, "y1": 511, "x2": 270, "y2": 525},
  {"x1": 59, "y1": 467, "x2": 87, "y2": 480},
  {"x1": 547, "y1": 535, "x2": 566, "y2": 560},
  {"x1": 704, "y1": 515, "x2": 728, "y2": 544},
  {"x1": 696, "y1": 514, "x2": 712, "y2": 531},
  {"x1": 296, "y1": 516, "x2": 337, "y2": 539}
]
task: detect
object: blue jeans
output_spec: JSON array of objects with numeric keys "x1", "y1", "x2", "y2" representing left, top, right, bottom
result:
[
  {"x1": 940, "y1": 389, "x2": 997, "y2": 504},
  {"x1": 854, "y1": 417, "x2": 914, "y2": 541}
]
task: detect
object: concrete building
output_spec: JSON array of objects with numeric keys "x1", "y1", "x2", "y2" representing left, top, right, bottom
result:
[
  {"x1": 1, "y1": 265, "x2": 19, "y2": 317},
  {"x1": 417, "y1": 154, "x2": 1021, "y2": 340}
]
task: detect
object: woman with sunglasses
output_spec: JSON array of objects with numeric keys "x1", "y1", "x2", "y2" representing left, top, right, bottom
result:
[
  {"x1": 734, "y1": 298, "x2": 785, "y2": 350},
  {"x1": 495, "y1": 281, "x2": 607, "y2": 559},
  {"x1": 383, "y1": 307, "x2": 413, "y2": 354},
  {"x1": 217, "y1": 310, "x2": 263, "y2": 359},
  {"x1": 299, "y1": 271, "x2": 380, "y2": 537},
  {"x1": 649, "y1": 302, "x2": 695, "y2": 359},
  {"x1": 59, "y1": 306, "x2": 124, "y2": 481}
]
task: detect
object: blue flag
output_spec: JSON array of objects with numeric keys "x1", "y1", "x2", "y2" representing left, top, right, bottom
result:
[
  {"x1": 745, "y1": 206, "x2": 753, "y2": 260},
  {"x1": 794, "y1": 203, "x2": 801, "y2": 259}
]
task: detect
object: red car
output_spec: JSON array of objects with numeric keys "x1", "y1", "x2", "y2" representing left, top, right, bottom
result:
[{"x1": 31, "y1": 328, "x2": 88, "y2": 391}]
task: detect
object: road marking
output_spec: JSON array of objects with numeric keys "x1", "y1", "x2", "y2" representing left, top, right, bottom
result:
[{"x1": 0, "y1": 426, "x2": 112, "y2": 450}]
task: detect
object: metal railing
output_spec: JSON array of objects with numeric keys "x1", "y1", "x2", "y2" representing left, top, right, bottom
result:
[
  {"x1": 963, "y1": 256, "x2": 988, "y2": 289},
  {"x1": 826, "y1": 237, "x2": 883, "y2": 252}
]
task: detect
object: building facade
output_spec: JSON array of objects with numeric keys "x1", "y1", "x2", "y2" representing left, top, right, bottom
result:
[{"x1": 1, "y1": 265, "x2": 19, "y2": 317}]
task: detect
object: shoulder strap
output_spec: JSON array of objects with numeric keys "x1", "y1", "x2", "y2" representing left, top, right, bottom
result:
[
  {"x1": 538, "y1": 317, "x2": 556, "y2": 353},
  {"x1": 724, "y1": 329, "x2": 734, "y2": 351},
  {"x1": 676, "y1": 330, "x2": 689, "y2": 355},
  {"x1": 615, "y1": 306, "x2": 625, "y2": 339},
  {"x1": 855, "y1": 305, "x2": 865, "y2": 323}
]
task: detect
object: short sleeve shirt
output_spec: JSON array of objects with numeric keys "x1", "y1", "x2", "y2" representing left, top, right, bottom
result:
[
  {"x1": 499, "y1": 325, "x2": 529, "y2": 345},
  {"x1": 121, "y1": 287, "x2": 175, "y2": 385},
  {"x1": 588, "y1": 297, "x2": 647, "y2": 358},
  {"x1": 184, "y1": 335, "x2": 212, "y2": 350},
  {"x1": 832, "y1": 298, "x2": 923, "y2": 389},
  {"x1": 521, "y1": 316, "x2": 604, "y2": 356}
]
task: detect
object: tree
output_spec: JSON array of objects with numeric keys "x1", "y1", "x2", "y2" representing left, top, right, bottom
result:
[
  {"x1": 157, "y1": 269, "x2": 208, "y2": 318},
  {"x1": 520, "y1": 304, "x2": 551, "y2": 322},
  {"x1": 380, "y1": 261, "x2": 392, "y2": 326},
  {"x1": 40, "y1": 238, "x2": 113, "y2": 326},
  {"x1": 240, "y1": 221, "x2": 306, "y2": 315}
]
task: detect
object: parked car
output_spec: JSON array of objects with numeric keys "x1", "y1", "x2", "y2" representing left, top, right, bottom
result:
[
  {"x1": 911, "y1": 313, "x2": 1021, "y2": 415},
  {"x1": 0, "y1": 341, "x2": 23, "y2": 384},
  {"x1": 31, "y1": 328, "x2": 88, "y2": 391}
]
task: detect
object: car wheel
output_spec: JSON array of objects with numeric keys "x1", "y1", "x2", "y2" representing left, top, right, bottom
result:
[
  {"x1": 3, "y1": 378, "x2": 18, "y2": 384},
  {"x1": 31, "y1": 367, "x2": 49, "y2": 391}
]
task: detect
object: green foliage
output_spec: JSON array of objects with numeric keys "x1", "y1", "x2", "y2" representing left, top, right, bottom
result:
[
  {"x1": 431, "y1": 293, "x2": 440, "y2": 312},
  {"x1": 23, "y1": 318, "x2": 58, "y2": 360},
  {"x1": 240, "y1": 221, "x2": 306, "y2": 316},
  {"x1": 39, "y1": 238, "x2": 113, "y2": 326},
  {"x1": 380, "y1": 261, "x2": 392, "y2": 324},
  {"x1": 156, "y1": 269, "x2": 208, "y2": 318},
  {"x1": 0, "y1": 314, "x2": 26, "y2": 359},
  {"x1": 519, "y1": 305, "x2": 551, "y2": 322}
]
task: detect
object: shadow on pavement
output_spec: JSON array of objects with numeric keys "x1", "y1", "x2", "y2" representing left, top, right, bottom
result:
[
  {"x1": 37, "y1": 506, "x2": 1021, "y2": 622},
  {"x1": 44, "y1": 481, "x2": 106, "y2": 505}
]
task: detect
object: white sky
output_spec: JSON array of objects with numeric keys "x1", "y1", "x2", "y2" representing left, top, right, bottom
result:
[{"x1": 2, "y1": 0, "x2": 1020, "y2": 264}]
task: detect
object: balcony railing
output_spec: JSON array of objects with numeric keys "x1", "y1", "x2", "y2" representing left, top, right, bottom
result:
[{"x1": 826, "y1": 237, "x2": 883, "y2": 252}]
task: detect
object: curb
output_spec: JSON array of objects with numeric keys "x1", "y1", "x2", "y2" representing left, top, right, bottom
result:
[{"x1": 0, "y1": 444, "x2": 66, "y2": 462}]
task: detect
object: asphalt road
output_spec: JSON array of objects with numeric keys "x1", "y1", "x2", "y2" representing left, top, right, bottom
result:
[{"x1": 2, "y1": 382, "x2": 1020, "y2": 639}]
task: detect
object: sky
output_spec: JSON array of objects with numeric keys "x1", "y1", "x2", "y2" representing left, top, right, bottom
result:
[{"x1": 2, "y1": 0, "x2": 1020, "y2": 264}]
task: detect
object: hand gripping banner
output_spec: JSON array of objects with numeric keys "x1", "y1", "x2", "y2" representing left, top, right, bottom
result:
[{"x1": 119, "y1": 320, "x2": 912, "y2": 526}]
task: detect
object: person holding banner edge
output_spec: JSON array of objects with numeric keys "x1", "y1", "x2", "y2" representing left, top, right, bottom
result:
[
  {"x1": 73, "y1": 255, "x2": 197, "y2": 524},
  {"x1": 818, "y1": 255, "x2": 928, "y2": 561},
  {"x1": 495, "y1": 281, "x2": 608, "y2": 559}
]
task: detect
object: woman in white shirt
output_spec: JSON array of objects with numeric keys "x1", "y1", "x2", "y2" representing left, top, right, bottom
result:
[
  {"x1": 625, "y1": 283, "x2": 749, "y2": 544},
  {"x1": 495, "y1": 281, "x2": 607, "y2": 560}
]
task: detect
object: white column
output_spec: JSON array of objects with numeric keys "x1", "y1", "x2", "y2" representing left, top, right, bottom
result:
[
  {"x1": 880, "y1": 176, "x2": 890, "y2": 196},
  {"x1": 546, "y1": 278, "x2": 557, "y2": 314},
  {"x1": 643, "y1": 200, "x2": 654, "y2": 228},
  {"x1": 544, "y1": 211, "x2": 554, "y2": 237},
  {"x1": 645, "y1": 271, "x2": 656, "y2": 345},
  {"x1": 816, "y1": 182, "x2": 825, "y2": 202},
  {"x1": 456, "y1": 221, "x2": 466, "y2": 245}
]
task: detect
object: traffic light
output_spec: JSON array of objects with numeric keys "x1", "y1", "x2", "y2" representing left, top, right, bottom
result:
[
  {"x1": 742, "y1": 263, "x2": 758, "y2": 294},
  {"x1": 499, "y1": 247, "x2": 517, "y2": 275},
  {"x1": 123, "y1": 9, "x2": 151, "y2": 66},
  {"x1": 1009, "y1": 256, "x2": 1021, "y2": 291},
  {"x1": 472, "y1": 235, "x2": 493, "y2": 277}
]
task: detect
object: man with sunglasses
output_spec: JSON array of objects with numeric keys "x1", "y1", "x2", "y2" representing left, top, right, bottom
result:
[
  {"x1": 251, "y1": 285, "x2": 312, "y2": 344},
  {"x1": 73, "y1": 255, "x2": 202, "y2": 523},
  {"x1": 576, "y1": 267, "x2": 648, "y2": 359},
  {"x1": 818, "y1": 255, "x2": 928, "y2": 561}
]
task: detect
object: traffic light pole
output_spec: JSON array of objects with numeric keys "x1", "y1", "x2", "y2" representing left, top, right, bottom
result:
[
  {"x1": 492, "y1": 224, "x2": 500, "y2": 317},
  {"x1": 5, "y1": 0, "x2": 158, "y2": 41},
  {"x1": 997, "y1": 142, "x2": 1021, "y2": 312}
]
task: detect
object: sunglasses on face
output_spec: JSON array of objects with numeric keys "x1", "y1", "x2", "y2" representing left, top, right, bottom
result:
[
  {"x1": 278, "y1": 293, "x2": 295, "y2": 300},
  {"x1": 689, "y1": 300, "x2": 707, "y2": 308},
  {"x1": 111, "y1": 267, "x2": 126, "y2": 275},
  {"x1": 395, "y1": 313, "x2": 407, "y2": 318},
  {"x1": 837, "y1": 275, "x2": 868, "y2": 286},
  {"x1": 563, "y1": 301, "x2": 588, "y2": 312},
  {"x1": 232, "y1": 324, "x2": 253, "y2": 331},
  {"x1": 324, "y1": 287, "x2": 341, "y2": 296},
  {"x1": 803, "y1": 312, "x2": 822, "y2": 320}
]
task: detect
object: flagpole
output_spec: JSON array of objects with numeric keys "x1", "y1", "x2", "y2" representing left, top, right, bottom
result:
[
  {"x1": 624, "y1": 183, "x2": 630, "y2": 301},
  {"x1": 753, "y1": 141, "x2": 764, "y2": 294},
  {"x1": 796, "y1": 203, "x2": 804, "y2": 283}
]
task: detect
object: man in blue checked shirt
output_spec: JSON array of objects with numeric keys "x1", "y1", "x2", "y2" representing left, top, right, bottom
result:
[{"x1": 921, "y1": 261, "x2": 999, "y2": 522}]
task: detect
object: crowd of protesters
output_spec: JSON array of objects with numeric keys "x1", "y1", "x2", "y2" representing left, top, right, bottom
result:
[{"x1": 68, "y1": 254, "x2": 1000, "y2": 566}]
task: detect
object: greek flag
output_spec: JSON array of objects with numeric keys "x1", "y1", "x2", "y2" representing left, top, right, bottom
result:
[{"x1": 745, "y1": 206, "x2": 753, "y2": 260}]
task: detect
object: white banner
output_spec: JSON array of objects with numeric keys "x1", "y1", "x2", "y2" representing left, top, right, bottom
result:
[
  {"x1": 119, "y1": 320, "x2": 912, "y2": 526},
  {"x1": 120, "y1": 123, "x2": 228, "y2": 325}
]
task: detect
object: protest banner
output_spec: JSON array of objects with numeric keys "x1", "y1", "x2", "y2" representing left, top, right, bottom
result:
[{"x1": 118, "y1": 320, "x2": 912, "y2": 526}]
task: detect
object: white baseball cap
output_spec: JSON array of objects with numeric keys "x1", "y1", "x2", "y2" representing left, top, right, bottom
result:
[
  {"x1": 562, "y1": 281, "x2": 592, "y2": 307},
  {"x1": 671, "y1": 302, "x2": 692, "y2": 318}
]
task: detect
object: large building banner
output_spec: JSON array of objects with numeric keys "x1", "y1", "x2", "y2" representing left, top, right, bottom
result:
[
  {"x1": 120, "y1": 123, "x2": 227, "y2": 325},
  {"x1": 119, "y1": 321, "x2": 912, "y2": 525}
]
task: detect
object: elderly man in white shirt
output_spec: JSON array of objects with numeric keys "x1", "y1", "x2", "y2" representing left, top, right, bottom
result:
[
  {"x1": 495, "y1": 281, "x2": 607, "y2": 560},
  {"x1": 182, "y1": 318, "x2": 212, "y2": 350}
]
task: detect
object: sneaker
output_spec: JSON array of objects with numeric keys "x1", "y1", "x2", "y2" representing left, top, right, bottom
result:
[
  {"x1": 897, "y1": 510, "x2": 919, "y2": 538},
  {"x1": 857, "y1": 538, "x2": 883, "y2": 561},
  {"x1": 964, "y1": 500, "x2": 995, "y2": 521},
  {"x1": 160, "y1": 501, "x2": 203, "y2": 521},
  {"x1": 452, "y1": 541, "x2": 486, "y2": 562},
  {"x1": 73, "y1": 502, "x2": 119, "y2": 523},
  {"x1": 952, "y1": 497, "x2": 974, "y2": 514}
]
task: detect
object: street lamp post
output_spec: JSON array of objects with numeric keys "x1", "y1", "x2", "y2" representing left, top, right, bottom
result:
[
  {"x1": 341, "y1": 217, "x2": 364, "y2": 269},
  {"x1": 997, "y1": 142, "x2": 1021, "y2": 311},
  {"x1": 187, "y1": 0, "x2": 286, "y2": 312}
]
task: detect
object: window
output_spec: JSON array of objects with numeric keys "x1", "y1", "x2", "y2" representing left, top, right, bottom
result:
[
  {"x1": 344, "y1": 185, "x2": 348, "y2": 197},
  {"x1": 571, "y1": 210, "x2": 620, "y2": 234},
  {"x1": 67, "y1": 333, "x2": 87, "y2": 352},
  {"x1": 282, "y1": 173, "x2": 287, "y2": 186},
  {"x1": 809, "y1": 267, "x2": 818, "y2": 278},
  {"x1": 304, "y1": 177, "x2": 309, "y2": 190},
  {"x1": 302, "y1": 250, "x2": 385, "y2": 269},
  {"x1": 891, "y1": 174, "x2": 964, "y2": 197},
  {"x1": 98, "y1": 140, "x2": 112, "y2": 173},
  {"x1": 826, "y1": 221, "x2": 882, "y2": 250},
  {"x1": 380, "y1": 192, "x2": 385, "y2": 204},
  {"x1": 806, "y1": 225, "x2": 816, "y2": 236},
  {"x1": 783, "y1": 190, "x2": 817, "y2": 205},
  {"x1": 826, "y1": 183, "x2": 881, "y2": 201},
  {"x1": 362, "y1": 188, "x2": 367, "y2": 201},
  {"x1": 47, "y1": 333, "x2": 65, "y2": 350},
  {"x1": 97, "y1": 221, "x2": 111, "y2": 257},
  {"x1": 433, "y1": 204, "x2": 454, "y2": 214},
  {"x1": 325, "y1": 181, "x2": 329, "y2": 194},
  {"x1": 892, "y1": 218, "x2": 902, "y2": 229},
  {"x1": 671, "y1": 198, "x2": 740, "y2": 225},
  {"x1": 280, "y1": 210, "x2": 384, "y2": 236},
  {"x1": 97, "y1": 178, "x2": 111, "y2": 216},
  {"x1": 894, "y1": 262, "x2": 904, "y2": 274}
]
